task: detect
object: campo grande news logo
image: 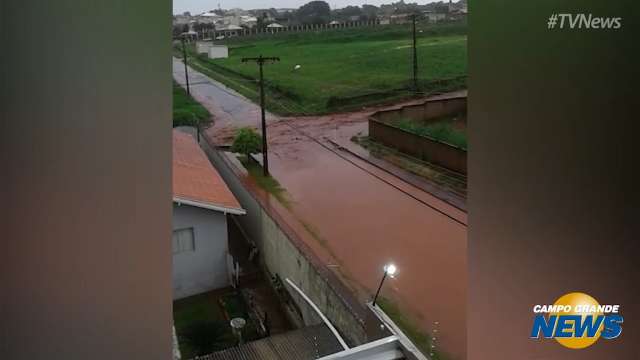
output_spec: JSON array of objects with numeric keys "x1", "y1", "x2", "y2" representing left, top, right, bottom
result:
[{"x1": 530, "y1": 292, "x2": 623, "y2": 349}]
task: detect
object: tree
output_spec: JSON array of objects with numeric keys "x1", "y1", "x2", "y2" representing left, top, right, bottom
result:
[
  {"x1": 333, "y1": 5, "x2": 363, "y2": 21},
  {"x1": 231, "y1": 127, "x2": 262, "y2": 160},
  {"x1": 361, "y1": 5, "x2": 379, "y2": 21},
  {"x1": 296, "y1": 1, "x2": 331, "y2": 25}
]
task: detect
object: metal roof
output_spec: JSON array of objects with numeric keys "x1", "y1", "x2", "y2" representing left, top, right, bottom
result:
[{"x1": 195, "y1": 324, "x2": 342, "y2": 360}]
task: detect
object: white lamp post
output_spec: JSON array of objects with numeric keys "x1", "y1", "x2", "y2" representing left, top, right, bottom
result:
[{"x1": 373, "y1": 263, "x2": 397, "y2": 306}]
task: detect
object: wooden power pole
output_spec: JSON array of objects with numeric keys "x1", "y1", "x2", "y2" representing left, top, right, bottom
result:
[
  {"x1": 241, "y1": 55, "x2": 280, "y2": 176},
  {"x1": 411, "y1": 14, "x2": 418, "y2": 92},
  {"x1": 181, "y1": 37, "x2": 190, "y2": 95}
]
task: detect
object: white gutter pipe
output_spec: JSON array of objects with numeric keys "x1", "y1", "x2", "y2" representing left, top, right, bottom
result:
[{"x1": 284, "y1": 278, "x2": 349, "y2": 350}]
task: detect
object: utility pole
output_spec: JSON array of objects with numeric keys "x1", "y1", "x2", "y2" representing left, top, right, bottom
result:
[
  {"x1": 181, "y1": 37, "x2": 190, "y2": 95},
  {"x1": 241, "y1": 55, "x2": 280, "y2": 176},
  {"x1": 411, "y1": 13, "x2": 418, "y2": 92}
]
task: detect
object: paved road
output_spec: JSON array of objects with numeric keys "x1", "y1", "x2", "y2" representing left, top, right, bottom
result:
[
  {"x1": 172, "y1": 57, "x2": 277, "y2": 137},
  {"x1": 174, "y1": 59, "x2": 467, "y2": 360}
]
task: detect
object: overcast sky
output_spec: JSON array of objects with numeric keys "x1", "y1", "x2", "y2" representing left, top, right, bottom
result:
[{"x1": 174, "y1": 0, "x2": 438, "y2": 15}]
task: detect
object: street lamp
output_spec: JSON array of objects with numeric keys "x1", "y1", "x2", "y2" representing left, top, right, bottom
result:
[{"x1": 373, "y1": 263, "x2": 397, "y2": 306}]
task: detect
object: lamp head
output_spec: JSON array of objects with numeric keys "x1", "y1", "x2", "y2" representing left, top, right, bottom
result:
[{"x1": 384, "y1": 263, "x2": 397, "y2": 277}]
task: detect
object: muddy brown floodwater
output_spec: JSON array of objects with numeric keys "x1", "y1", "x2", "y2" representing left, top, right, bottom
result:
[{"x1": 174, "y1": 59, "x2": 468, "y2": 360}]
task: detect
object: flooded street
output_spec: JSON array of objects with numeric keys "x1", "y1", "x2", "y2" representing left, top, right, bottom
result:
[{"x1": 174, "y1": 59, "x2": 468, "y2": 359}]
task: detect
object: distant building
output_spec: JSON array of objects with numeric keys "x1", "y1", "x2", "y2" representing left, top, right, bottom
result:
[
  {"x1": 196, "y1": 11, "x2": 221, "y2": 24},
  {"x1": 195, "y1": 41, "x2": 212, "y2": 54},
  {"x1": 423, "y1": 11, "x2": 446, "y2": 23},
  {"x1": 388, "y1": 13, "x2": 411, "y2": 25},
  {"x1": 221, "y1": 15, "x2": 242, "y2": 26},
  {"x1": 215, "y1": 24, "x2": 243, "y2": 37},
  {"x1": 208, "y1": 45, "x2": 229, "y2": 59},
  {"x1": 173, "y1": 13, "x2": 191, "y2": 26},
  {"x1": 172, "y1": 130, "x2": 245, "y2": 300},
  {"x1": 240, "y1": 15, "x2": 258, "y2": 28}
]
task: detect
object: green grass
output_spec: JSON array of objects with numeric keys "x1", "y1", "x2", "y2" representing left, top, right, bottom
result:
[
  {"x1": 239, "y1": 155, "x2": 291, "y2": 208},
  {"x1": 173, "y1": 80, "x2": 211, "y2": 127},
  {"x1": 173, "y1": 293, "x2": 235, "y2": 358},
  {"x1": 177, "y1": 21, "x2": 467, "y2": 115},
  {"x1": 393, "y1": 117, "x2": 467, "y2": 150},
  {"x1": 377, "y1": 297, "x2": 446, "y2": 360}
]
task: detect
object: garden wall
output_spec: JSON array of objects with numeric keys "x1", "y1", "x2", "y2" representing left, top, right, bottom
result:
[
  {"x1": 200, "y1": 139, "x2": 372, "y2": 347},
  {"x1": 369, "y1": 96, "x2": 467, "y2": 174}
]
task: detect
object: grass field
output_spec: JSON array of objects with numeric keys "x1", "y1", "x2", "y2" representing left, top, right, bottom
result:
[
  {"x1": 176, "y1": 21, "x2": 467, "y2": 115},
  {"x1": 173, "y1": 81, "x2": 210, "y2": 127},
  {"x1": 393, "y1": 117, "x2": 467, "y2": 149},
  {"x1": 173, "y1": 292, "x2": 235, "y2": 358}
]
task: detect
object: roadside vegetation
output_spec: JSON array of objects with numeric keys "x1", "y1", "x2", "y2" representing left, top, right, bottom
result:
[
  {"x1": 392, "y1": 117, "x2": 467, "y2": 150},
  {"x1": 231, "y1": 127, "x2": 291, "y2": 208},
  {"x1": 353, "y1": 135, "x2": 467, "y2": 200},
  {"x1": 231, "y1": 127, "x2": 262, "y2": 158},
  {"x1": 175, "y1": 21, "x2": 467, "y2": 115},
  {"x1": 377, "y1": 297, "x2": 446, "y2": 360},
  {"x1": 173, "y1": 81, "x2": 211, "y2": 127},
  {"x1": 242, "y1": 158, "x2": 291, "y2": 209}
]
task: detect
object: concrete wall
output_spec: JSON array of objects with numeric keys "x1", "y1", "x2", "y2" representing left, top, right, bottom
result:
[
  {"x1": 374, "y1": 96, "x2": 467, "y2": 124},
  {"x1": 370, "y1": 96, "x2": 467, "y2": 174},
  {"x1": 201, "y1": 140, "x2": 369, "y2": 346},
  {"x1": 172, "y1": 203, "x2": 229, "y2": 299},
  {"x1": 369, "y1": 119, "x2": 467, "y2": 174}
]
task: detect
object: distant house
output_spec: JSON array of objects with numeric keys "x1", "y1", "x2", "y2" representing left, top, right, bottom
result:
[
  {"x1": 423, "y1": 11, "x2": 446, "y2": 23},
  {"x1": 196, "y1": 11, "x2": 221, "y2": 24},
  {"x1": 172, "y1": 130, "x2": 245, "y2": 300},
  {"x1": 388, "y1": 13, "x2": 411, "y2": 25},
  {"x1": 240, "y1": 15, "x2": 258, "y2": 28},
  {"x1": 208, "y1": 45, "x2": 229, "y2": 59}
]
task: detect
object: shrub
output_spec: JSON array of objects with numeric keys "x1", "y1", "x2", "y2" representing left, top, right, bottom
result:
[
  {"x1": 172, "y1": 82, "x2": 211, "y2": 127},
  {"x1": 231, "y1": 127, "x2": 262, "y2": 157}
]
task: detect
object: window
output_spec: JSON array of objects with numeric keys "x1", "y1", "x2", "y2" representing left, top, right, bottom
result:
[{"x1": 172, "y1": 228, "x2": 195, "y2": 254}]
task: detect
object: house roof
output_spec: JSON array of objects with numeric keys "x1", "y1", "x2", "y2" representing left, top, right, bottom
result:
[
  {"x1": 221, "y1": 24, "x2": 243, "y2": 30},
  {"x1": 173, "y1": 130, "x2": 245, "y2": 215},
  {"x1": 199, "y1": 324, "x2": 343, "y2": 360}
]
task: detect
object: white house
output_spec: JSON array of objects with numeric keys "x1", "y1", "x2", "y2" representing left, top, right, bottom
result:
[
  {"x1": 172, "y1": 130, "x2": 245, "y2": 300},
  {"x1": 208, "y1": 45, "x2": 229, "y2": 59},
  {"x1": 423, "y1": 11, "x2": 447, "y2": 23},
  {"x1": 240, "y1": 15, "x2": 258, "y2": 28},
  {"x1": 266, "y1": 23, "x2": 284, "y2": 33}
]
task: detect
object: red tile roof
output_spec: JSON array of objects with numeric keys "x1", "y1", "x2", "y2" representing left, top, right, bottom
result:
[{"x1": 173, "y1": 130, "x2": 244, "y2": 214}]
